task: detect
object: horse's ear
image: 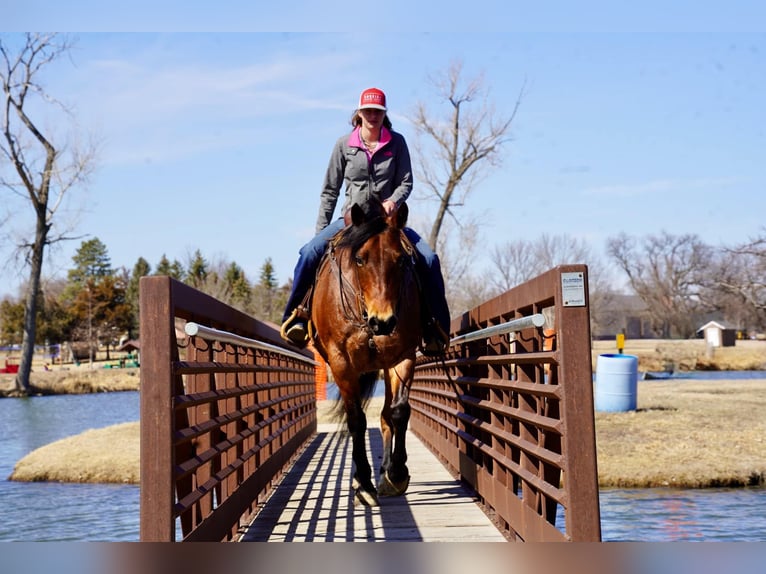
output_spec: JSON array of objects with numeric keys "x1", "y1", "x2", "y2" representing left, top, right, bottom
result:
[
  {"x1": 350, "y1": 203, "x2": 366, "y2": 226},
  {"x1": 395, "y1": 202, "x2": 409, "y2": 229}
]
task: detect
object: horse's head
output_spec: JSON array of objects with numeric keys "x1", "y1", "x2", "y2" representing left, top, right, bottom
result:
[{"x1": 338, "y1": 202, "x2": 416, "y2": 338}]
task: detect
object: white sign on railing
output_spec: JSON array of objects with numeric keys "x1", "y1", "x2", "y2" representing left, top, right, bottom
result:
[{"x1": 561, "y1": 272, "x2": 586, "y2": 307}]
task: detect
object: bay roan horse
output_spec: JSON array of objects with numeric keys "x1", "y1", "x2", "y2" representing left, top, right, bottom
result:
[{"x1": 311, "y1": 202, "x2": 421, "y2": 506}]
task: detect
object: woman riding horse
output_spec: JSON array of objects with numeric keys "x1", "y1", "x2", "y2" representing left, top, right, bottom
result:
[{"x1": 280, "y1": 87, "x2": 450, "y2": 356}]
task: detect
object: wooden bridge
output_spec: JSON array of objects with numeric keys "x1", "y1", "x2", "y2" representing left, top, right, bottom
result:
[{"x1": 139, "y1": 265, "x2": 600, "y2": 542}]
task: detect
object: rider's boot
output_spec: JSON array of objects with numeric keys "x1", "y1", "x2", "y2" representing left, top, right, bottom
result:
[{"x1": 280, "y1": 306, "x2": 310, "y2": 348}]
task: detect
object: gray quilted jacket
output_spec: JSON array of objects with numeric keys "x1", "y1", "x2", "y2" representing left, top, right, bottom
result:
[{"x1": 315, "y1": 126, "x2": 412, "y2": 233}]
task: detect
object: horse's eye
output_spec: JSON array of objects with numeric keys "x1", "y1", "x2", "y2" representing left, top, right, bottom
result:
[{"x1": 355, "y1": 255, "x2": 364, "y2": 267}]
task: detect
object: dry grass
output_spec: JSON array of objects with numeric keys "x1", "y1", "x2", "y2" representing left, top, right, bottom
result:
[
  {"x1": 0, "y1": 366, "x2": 139, "y2": 397},
  {"x1": 9, "y1": 421, "x2": 140, "y2": 484},
  {"x1": 592, "y1": 339, "x2": 766, "y2": 372},
  {"x1": 596, "y1": 379, "x2": 766, "y2": 488}
]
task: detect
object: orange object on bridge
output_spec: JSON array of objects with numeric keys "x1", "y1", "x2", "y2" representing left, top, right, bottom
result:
[{"x1": 313, "y1": 349, "x2": 327, "y2": 401}]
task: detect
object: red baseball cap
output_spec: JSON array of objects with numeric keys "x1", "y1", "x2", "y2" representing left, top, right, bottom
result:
[{"x1": 358, "y1": 87, "x2": 387, "y2": 111}]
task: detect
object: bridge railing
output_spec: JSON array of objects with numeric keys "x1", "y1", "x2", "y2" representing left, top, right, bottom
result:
[
  {"x1": 410, "y1": 264, "x2": 601, "y2": 542},
  {"x1": 139, "y1": 276, "x2": 317, "y2": 542}
]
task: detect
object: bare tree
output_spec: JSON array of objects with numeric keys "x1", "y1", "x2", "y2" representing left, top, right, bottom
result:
[
  {"x1": 490, "y1": 233, "x2": 616, "y2": 334},
  {"x1": 607, "y1": 231, "x2": 713, "y2": 338},
  {"x1": 408, "y1": 60, "x2": 524, "y2": 249},
  {"x1": 715, "y1": 230, "x2": 766, "y2": 331},
  {"x1": 1, "y1": 33, "x2": 97, "y2": 393},
  {"x1": 435, "y1": 217, "x2": 500, "y2": 314}
]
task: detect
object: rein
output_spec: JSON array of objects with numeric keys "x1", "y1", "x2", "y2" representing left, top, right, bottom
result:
[{"x1": 329, "y1": 243, "x2": 367, "y2": 329}]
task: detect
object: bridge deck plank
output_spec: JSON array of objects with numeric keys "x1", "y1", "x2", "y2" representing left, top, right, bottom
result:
[{"x1": 239, "y1": 423, "x2": 507, "y2": 542}]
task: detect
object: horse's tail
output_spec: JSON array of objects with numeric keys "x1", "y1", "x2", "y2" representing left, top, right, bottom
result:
[
  {"x1": 358, "y1": 371, "x2": 377, "y2": 407},
  {"x1": 330, "y1": 371, "x2": 379, "y2": 424}
]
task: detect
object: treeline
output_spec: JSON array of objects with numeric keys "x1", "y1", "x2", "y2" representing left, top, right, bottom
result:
[
  {"x1": 3, "y1": 228, "x2": 766, "y2": 350},
  {"x1": 468, "y1": 230, "x2": 766, "y2": 340},
  {"x1": 0, "y1": 238, "x2": 289, "y2": 349}
]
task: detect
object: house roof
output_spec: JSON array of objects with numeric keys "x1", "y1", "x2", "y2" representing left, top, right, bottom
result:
[
  {"x1": 117, "y1": 339, "x2": 140, "y2": 352},
  {"x1": 697, "y1": 320, "x2": 736, "y2": 332}
]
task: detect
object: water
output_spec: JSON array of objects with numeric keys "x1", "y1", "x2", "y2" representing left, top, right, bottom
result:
[
  {"x1": 1, "y1": 384, "x2": 764, "y2": 542},
  {"x1": 0, "y1": 392, "x2": 140, "y2": 542},
  {"x1": 599, "y1": 488, "x2": 766, "y2": 541}
]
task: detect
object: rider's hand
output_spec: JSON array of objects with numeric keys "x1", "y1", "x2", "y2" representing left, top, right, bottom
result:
[{"x1": 382, "y1": 200, "x2": 396, "y2": 216}]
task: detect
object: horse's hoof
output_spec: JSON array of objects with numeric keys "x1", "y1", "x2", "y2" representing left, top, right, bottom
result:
[
  {"x1": 352, "y1": 476, "x2": 379, "y2": 506},
  {"x1": 353, "y1": 487, "x2": 380, "y2": 507},
  {"x1": 377, "y1": 471, "x2": 410, "y2": 496}
]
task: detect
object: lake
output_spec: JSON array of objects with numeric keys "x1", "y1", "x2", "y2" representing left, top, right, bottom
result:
[{"x1": 1, "y1": 388, "x2": 764, "y2": 542}]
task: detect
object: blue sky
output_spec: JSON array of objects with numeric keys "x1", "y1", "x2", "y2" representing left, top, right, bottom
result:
[{"x1": 1, "y1": 12, "x2": 764, "y2": 298}]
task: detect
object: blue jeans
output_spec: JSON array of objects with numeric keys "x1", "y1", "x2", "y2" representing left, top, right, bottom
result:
[{"x1": 282, "y1": 219, "x2": 450, "y2": 333}]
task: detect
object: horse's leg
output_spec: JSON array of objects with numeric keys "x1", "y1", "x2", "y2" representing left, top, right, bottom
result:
[
  {"x1": 378, "y1": 372, "x2": 395, "y2": 485},
  {"x1": 342, "y1": 391, "x2": 379, "y2": 507},
  {"x1": 377, "y1": 360, "x2": 413, "y2": 496}
]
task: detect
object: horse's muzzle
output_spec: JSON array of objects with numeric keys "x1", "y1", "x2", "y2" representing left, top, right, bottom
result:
[{"x1": 367, "y1": 314, "x2": 397, "y2": 336}]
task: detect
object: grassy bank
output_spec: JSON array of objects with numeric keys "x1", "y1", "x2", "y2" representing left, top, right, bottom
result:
[
  {"x1": 0, "y1": 366, "x2": 139, "y2": 397},
  {"x1": 592, "y1": 338, "x2": 766, "y2": 373},
  {"x1": 10, "y1": 422, "x2": 139, "y2": 484},
  {"x1": 596, "y1": 379, "x2": 765, "y2": 488},
  {"x1": 8, "y1": 379, "x2": 765, "y2": 489}
]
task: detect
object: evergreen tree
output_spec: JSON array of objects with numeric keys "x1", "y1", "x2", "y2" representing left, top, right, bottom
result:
[
  {"x1": 259, "y1": 258, "x2": 278, "y2": 291},
  {"x1": 251, "y1": 258, "x2": 285, "y2": 323},
  {"x1": 126, "y1": 257, "x2": 151, "y2": 338},
  {"x1": 35, "y1": 284, "x2": 75, "y2": 346},
  {"x1": 0, "y1": 299, "x2": 25, "y2": 345},
  {"x1": 224, "y1": 262, "x2": 251, "y2": 308},
  {"x1": 155, "y1": 254, "x2": 185, "y2": 280},
  {"x1": 187, "y1": 249, "x2": 208, "y2": 289},
  {"x1": 67, "y1": 238, "x2": 113, "y2": 285}
]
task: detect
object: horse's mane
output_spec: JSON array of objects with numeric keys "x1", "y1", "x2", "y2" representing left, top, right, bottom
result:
[{"x1": 335, "y1": 216, "x2": 389, "y2": 254}]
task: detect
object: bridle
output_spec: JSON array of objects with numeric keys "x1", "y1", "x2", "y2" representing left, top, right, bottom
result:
[{"x1": 328, "y1": 229, "x2": 417, "y2": 350}]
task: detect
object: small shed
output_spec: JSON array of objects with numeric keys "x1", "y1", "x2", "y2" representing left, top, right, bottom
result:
[
  {"x1": 116, "y1": 339, "x2": 140, "y2": 354},
  {"x1": 697, "y1": 320, "x2": 736, "y2": 348}
]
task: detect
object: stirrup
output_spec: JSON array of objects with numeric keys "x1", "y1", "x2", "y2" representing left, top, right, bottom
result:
[
  {"x1": 285, "y1": 322, "x2": 309, "y2": 348},
  {"x1": 280, "y1": 308, "x2": 310, "y2": 348}
]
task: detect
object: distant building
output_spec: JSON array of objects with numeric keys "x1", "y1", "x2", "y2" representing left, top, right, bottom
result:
[
  {"x1": 591, "y1": 293, "x2": 652, "y2": 340},
  {"x1": 697, "y1": 320, "x2": 737, "y2": 347}
]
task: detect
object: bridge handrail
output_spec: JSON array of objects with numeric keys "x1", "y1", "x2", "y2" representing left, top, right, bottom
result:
[
  {"x1": 184, "y1": 322, "x2": 318, "y2": 366},
  {"x1": 411, "y1": 264, "x2": 601, "y2": 542},
  {"x1": 139, "y1": 276, "x2": 317, "y2": 542},
  {"x1": 448, "y1": 313, "x2": 546, "y2": 345}
]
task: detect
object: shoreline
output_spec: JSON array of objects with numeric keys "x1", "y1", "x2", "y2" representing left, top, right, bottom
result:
[
  {"x1": 7, "y1": 379, "x2": 766, "y2": 489},
  {"x1": 0, "y1": 366, "x2": 140, "y2": 397}
]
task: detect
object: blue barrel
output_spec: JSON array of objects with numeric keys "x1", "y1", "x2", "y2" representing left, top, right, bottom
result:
[{"x1": 595, "y1": 353, "x2": 638, "y2": 412}]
